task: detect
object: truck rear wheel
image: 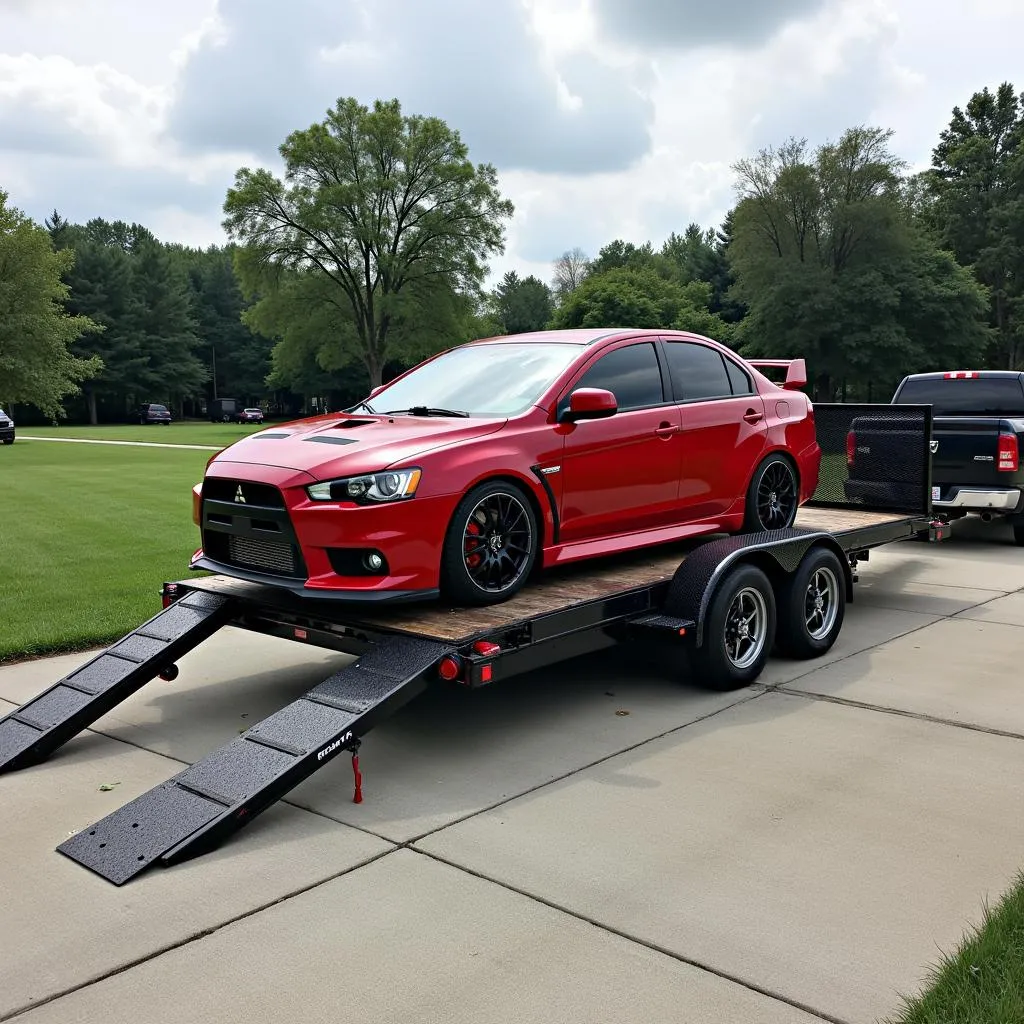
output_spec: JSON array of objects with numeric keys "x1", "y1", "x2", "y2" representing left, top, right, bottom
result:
[
  {"x1": 691, "y1": 563, "x2": 776, "y2": 690},
  {"x1": 775, "y1": 547, "x2": 846, "y2": 658}
]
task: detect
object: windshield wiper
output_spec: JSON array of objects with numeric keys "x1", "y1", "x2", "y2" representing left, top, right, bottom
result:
[
  {"x1": 347, "y1": 401, "x2": 376, "y2": 414},
  {"x1": 384, "y1": 406, "x2": 470, "y2": 417}
]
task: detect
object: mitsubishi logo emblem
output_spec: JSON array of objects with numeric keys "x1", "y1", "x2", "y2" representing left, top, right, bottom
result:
[
  {"x1": 234, "y1": 485, "x2": 246, "y2": 503},
  {"x1": 930, "y1": 440, "x2": 938, "y2": 454}
]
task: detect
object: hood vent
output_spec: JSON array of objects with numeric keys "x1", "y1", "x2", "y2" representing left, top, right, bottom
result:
[
  {"x1": 254, "y1": 432, "x2": 292, "y2": 439},
  {"x1": 332, "y1": 419, "x2": 376, "y2": 429},
  {"x1": 305, "y1": 435, "x2": 358, "y2": 445}
]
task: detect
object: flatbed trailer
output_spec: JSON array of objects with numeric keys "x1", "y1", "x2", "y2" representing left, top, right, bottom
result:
[{"x1": 0, "y1": 403, "x2": 947, "y2": 884}]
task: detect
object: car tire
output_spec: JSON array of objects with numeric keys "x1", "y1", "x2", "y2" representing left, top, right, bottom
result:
[
  {"x1": 774, "y1": 546, "x2": 846, "y2": 659},
  {"x1": 440, "y1": 480, "x2": 539, "y2": 606},
  {"x1": 690, "y1": 563, "x2": 776, "y2": 690},
  {"x1": 742, "y1": 454, "x2": 799, "y2": 532},
  {"x1": 2, "y1": 438, "x2": 12, "y2": 445}
]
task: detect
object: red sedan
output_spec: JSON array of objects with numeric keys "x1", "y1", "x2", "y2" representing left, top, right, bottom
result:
[{"x1": 190, "y1": 329, "x2": 820, "y2": 605}]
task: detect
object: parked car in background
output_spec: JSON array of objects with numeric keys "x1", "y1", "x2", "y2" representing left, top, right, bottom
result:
[
  {"x1": 239, "y1": 408, "x2": 264, "y2": 424},
  {"x1": 138, "y1": 404, "x2": 172, "y2": 425},
  {"x1": 0, "y1": 407, "x2": 14, "y2": 444},
  {"x1": 190, "y1": 328, "x2": 821, "y2": 606}
]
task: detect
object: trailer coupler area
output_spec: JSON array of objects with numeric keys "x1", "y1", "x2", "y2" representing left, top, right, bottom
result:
[{"x1": 57, "y1": 635, "x2": 453, "y2": 885}]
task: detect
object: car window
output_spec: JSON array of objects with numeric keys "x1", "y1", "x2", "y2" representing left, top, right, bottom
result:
[
  {"x1": 575, "y1": 343, "x2": 664, "y2": 411},
  {"x1": 724, "y1": 358, "x2": 754, "y2": 396},
  {"x1": 895, "y1": 376, "x2": 1024, "y2": 415},
  {"x1": 663, "y1": 342, "x2": 733, "y2": 401}
]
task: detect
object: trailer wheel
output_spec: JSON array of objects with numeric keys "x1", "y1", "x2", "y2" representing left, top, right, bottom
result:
[
  {"x1": 692, "y1": 563, "x2": 776, "y2": 690},
  {"x1": 742, "y1": 455, "x2": 798, "y2": 532},
  {"x1": 775, "y1": 547, "x2": 845, "y2": 659}
]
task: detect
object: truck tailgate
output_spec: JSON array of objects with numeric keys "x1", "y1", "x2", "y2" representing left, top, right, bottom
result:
[{"x1": 932, "y1": 416, "x2": 1019, "y2": 487}]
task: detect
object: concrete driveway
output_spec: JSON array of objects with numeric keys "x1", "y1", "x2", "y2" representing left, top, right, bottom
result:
[{"x1": 2, "y1": 518, "x2": 1023, "y2": 1024}]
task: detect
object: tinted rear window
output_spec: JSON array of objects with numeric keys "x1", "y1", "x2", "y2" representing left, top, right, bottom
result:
[{"x1": 896, "y1": 377, "x2": 1024, "y2": 416}]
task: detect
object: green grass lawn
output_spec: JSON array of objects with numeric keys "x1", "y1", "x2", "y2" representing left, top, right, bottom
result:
[
  {"x1": 21, "y1": 420, "x2": 276, "y2": 447},
  {"x1": 886, "y1": 872, "x2": 1024, "y2": 1024},
  {"x1": 0, "y1": 439, "x2": 210, "y2": 662}
]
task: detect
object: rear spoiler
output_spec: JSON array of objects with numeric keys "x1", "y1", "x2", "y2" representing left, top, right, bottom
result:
[{"x1": 745, "y1": 359, "x2": 808, "y2": 391}]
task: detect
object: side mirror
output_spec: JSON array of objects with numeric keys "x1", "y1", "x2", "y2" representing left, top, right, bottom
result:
[{"x1": 560, "y1": 387, "x2": 618, "y2": 423}]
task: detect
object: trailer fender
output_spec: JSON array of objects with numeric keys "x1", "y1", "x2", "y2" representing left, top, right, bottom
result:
[{"x1": 663, "y1": 530, "x2": 853, "y2": 648}]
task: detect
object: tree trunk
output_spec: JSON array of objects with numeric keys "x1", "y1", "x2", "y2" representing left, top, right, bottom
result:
[
  {"x1": 366, "y1": 352, "x2": 382, "y2": 390},
  {"x1": 86, "y1": 389, "x2": 98, "y2": 425}
]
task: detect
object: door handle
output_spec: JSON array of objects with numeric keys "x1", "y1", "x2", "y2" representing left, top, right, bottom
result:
[
  {"x1": 742, "y1": 408, "x2": 764, "y2": 424},
  {"x1": 654, "y1": 422, "x2": 679, "y2": 438}
]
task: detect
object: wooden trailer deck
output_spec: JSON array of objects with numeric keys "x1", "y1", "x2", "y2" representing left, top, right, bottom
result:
[{"x1": 188, "y1": 507, "x2": 915, "y2": 645}]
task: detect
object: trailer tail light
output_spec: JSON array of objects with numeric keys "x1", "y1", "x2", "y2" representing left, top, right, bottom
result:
[
  {"x1": 846, "y1": 430, "x2": 855, "y2": 468},
  {"x1": 472, "y1": 641, "x2": 500, "y2": 657},
  {"x1": 438, "y1": 655, "x2": 462, "y2": 681},
  {"x1": 162, "y1": 583, "x2": 180, "y2": 609},
  {"x1": 998, "y1": 432, "x2": 1019, "y2": 472}
]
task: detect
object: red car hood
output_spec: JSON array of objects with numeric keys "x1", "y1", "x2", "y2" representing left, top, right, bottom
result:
[{"x1": 210, "y1": 413, "x2": 507, "y2": 479}]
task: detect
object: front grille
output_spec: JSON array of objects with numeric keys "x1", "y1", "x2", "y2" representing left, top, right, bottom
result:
[
  {"x1": 202, "y1": 478, "x2": 285, "y2": 507},
  {"x1": 227, "y1": 536, "x2": 297, "y2": 575}
]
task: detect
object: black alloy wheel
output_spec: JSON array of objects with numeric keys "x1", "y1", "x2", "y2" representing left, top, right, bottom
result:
[
  {"x1": 441, "y1": 481, "x2": 539, "y2": 605},
  {"x1": 743, "y1": 455, "x2": 799, "y2": 532}
]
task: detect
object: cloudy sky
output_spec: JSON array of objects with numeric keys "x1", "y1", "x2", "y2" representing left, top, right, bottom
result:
[{"x1": 1, "y1": 0, "x2": 1020, "y2": 284}]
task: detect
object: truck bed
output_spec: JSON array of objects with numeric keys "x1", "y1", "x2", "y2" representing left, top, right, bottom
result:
[{"x1": 187, "y1": 507, "x2": 915, "y2": 644}]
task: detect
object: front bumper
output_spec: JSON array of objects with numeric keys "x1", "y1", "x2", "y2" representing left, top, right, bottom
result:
[
  {"x1": 191, "y1": 470, "x2": 458, "y2": 597},
  {"x1": 932, "y1": 486, "x2": 1023, "y2": 512}
]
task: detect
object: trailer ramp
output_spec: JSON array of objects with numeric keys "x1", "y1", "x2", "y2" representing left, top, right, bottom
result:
[
  {"x1": 0, "y1": 592, "x2": 234, "y2": 775},
  {"x1": 58, "y1": 635, "x2": 452, "y2": 885}
]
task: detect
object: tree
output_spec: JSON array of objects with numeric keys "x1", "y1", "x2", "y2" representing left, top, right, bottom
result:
[
  {"x1": 727, "y1": 127, "x2": 991, "y2": 398},
  {"x1": 491, "y1": 271, "x2": 553, "y2": 334},
  {"x1": 0, "y1": 191, "x2": 101, "y2": 417},
  {"x1": 924, "y1": 82, "x2": 1024, "y2": 367},
  {"x1": 551, "y1": 247, "x2": 590, "y2": 299},
  {"x1": 549, "y1": 265, "x2": 731, "y2": 340},
  {"x1": 224, "y1": 97, "x2": 514, "y2": 387}
]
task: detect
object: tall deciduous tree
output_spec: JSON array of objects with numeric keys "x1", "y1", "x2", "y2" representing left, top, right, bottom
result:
[
  {"x1": 728, "y1": 127, "x2": 990, "y2": 397},
  {"x1": 224, "y1": 97, "x2": 514, "y2": 387},
  {"x1": 551, "y1": 247, "x2": 590, "y2": 299},
  {"x1": 0, "y1": 192, "x2": 101, "y2": 417},
  {"x1": 924, "y1": 82, "x2": 1024, "y2": 367}
]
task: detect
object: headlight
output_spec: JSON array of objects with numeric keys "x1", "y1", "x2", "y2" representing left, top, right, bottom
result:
[{"x1": 306, "y1": 468, "x2": 422, "y2": 503}]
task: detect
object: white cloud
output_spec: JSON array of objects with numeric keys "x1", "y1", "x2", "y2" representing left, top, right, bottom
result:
[{"x1": 0, "y1": 0, "x2": 1021, "y2": 282}]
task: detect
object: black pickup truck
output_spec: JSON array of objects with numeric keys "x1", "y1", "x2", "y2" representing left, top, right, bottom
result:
[{"x1": 845, "y1": 371, "x2": 1024, "y2": 544}]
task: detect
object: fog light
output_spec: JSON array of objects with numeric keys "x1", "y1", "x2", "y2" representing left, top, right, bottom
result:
[{"x1": 364, "y1": 552, "x2": 384, "y2": 572}]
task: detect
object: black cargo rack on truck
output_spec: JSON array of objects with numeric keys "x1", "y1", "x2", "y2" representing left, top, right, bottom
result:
[{"x1": 0, "y1": 403, "x2": 947, "y2": 885}]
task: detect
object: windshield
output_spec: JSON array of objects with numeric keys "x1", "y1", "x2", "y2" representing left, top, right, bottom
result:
[
  {"x1": 896, "y1": 377, "x2": 1024, "y2": 416},
  {"x1": 369, "y1": 343, "x2": 583, "y2": 417}
]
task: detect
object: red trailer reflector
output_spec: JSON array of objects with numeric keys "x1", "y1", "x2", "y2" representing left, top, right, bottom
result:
[
  {"x1": 438, "y1": 655, "x2": 461, "y2": 681},
  {"x1": 472, "y1": 640, "x2": 501, "y2": 656},
  {"x1": 481, "y1": 664, "x2": 493, "y2": 682},
  {"x1": 998, "y1": 432, "x2": 1019, "y2": 472},
  {"x1": 294, "y1": 627, "x2": 308, "y2": 640}
]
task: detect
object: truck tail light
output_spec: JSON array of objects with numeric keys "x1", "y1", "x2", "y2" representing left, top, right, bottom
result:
[
  {"x1": 846, "y1": 430, "x2": 855, "y2": 468},
  {"x1": 997, "y1": 432, "x2": 1018, "y2": 472}
]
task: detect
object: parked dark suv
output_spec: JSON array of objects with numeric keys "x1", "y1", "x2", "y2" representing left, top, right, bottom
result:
[
  {"x1": 0, "y1": 407, "x2": 13, "y2": 444},
  {"x1": 138, "y1": 404, "x2": 172, "y2": 425}
]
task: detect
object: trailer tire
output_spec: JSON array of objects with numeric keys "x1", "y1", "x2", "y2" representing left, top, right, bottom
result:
[
  {"x1": 691, "y1": 563, "x2": 776, "y2": 690},
  {"x1": 742, "y1": 454, "x2": 799, "y2": 532},
  {"x1": 774, "y1": 546, "x2": 845, "y2": 659},
  {"x1": 440, "y1": 480, "x2": 539, "y2": 606}
]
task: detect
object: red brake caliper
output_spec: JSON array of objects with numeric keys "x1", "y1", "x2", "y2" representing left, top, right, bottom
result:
[{"x1": 465, "y1": 521, "x2": 482, "y2": 568}]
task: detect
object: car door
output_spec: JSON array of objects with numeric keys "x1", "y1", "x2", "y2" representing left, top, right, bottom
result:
[
  {"x1": 556, "y1": 341, "x2": 683, "y2": 543},
  {"x1": 661, "y1": 340, "x2": 768, "y2": 519}
]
